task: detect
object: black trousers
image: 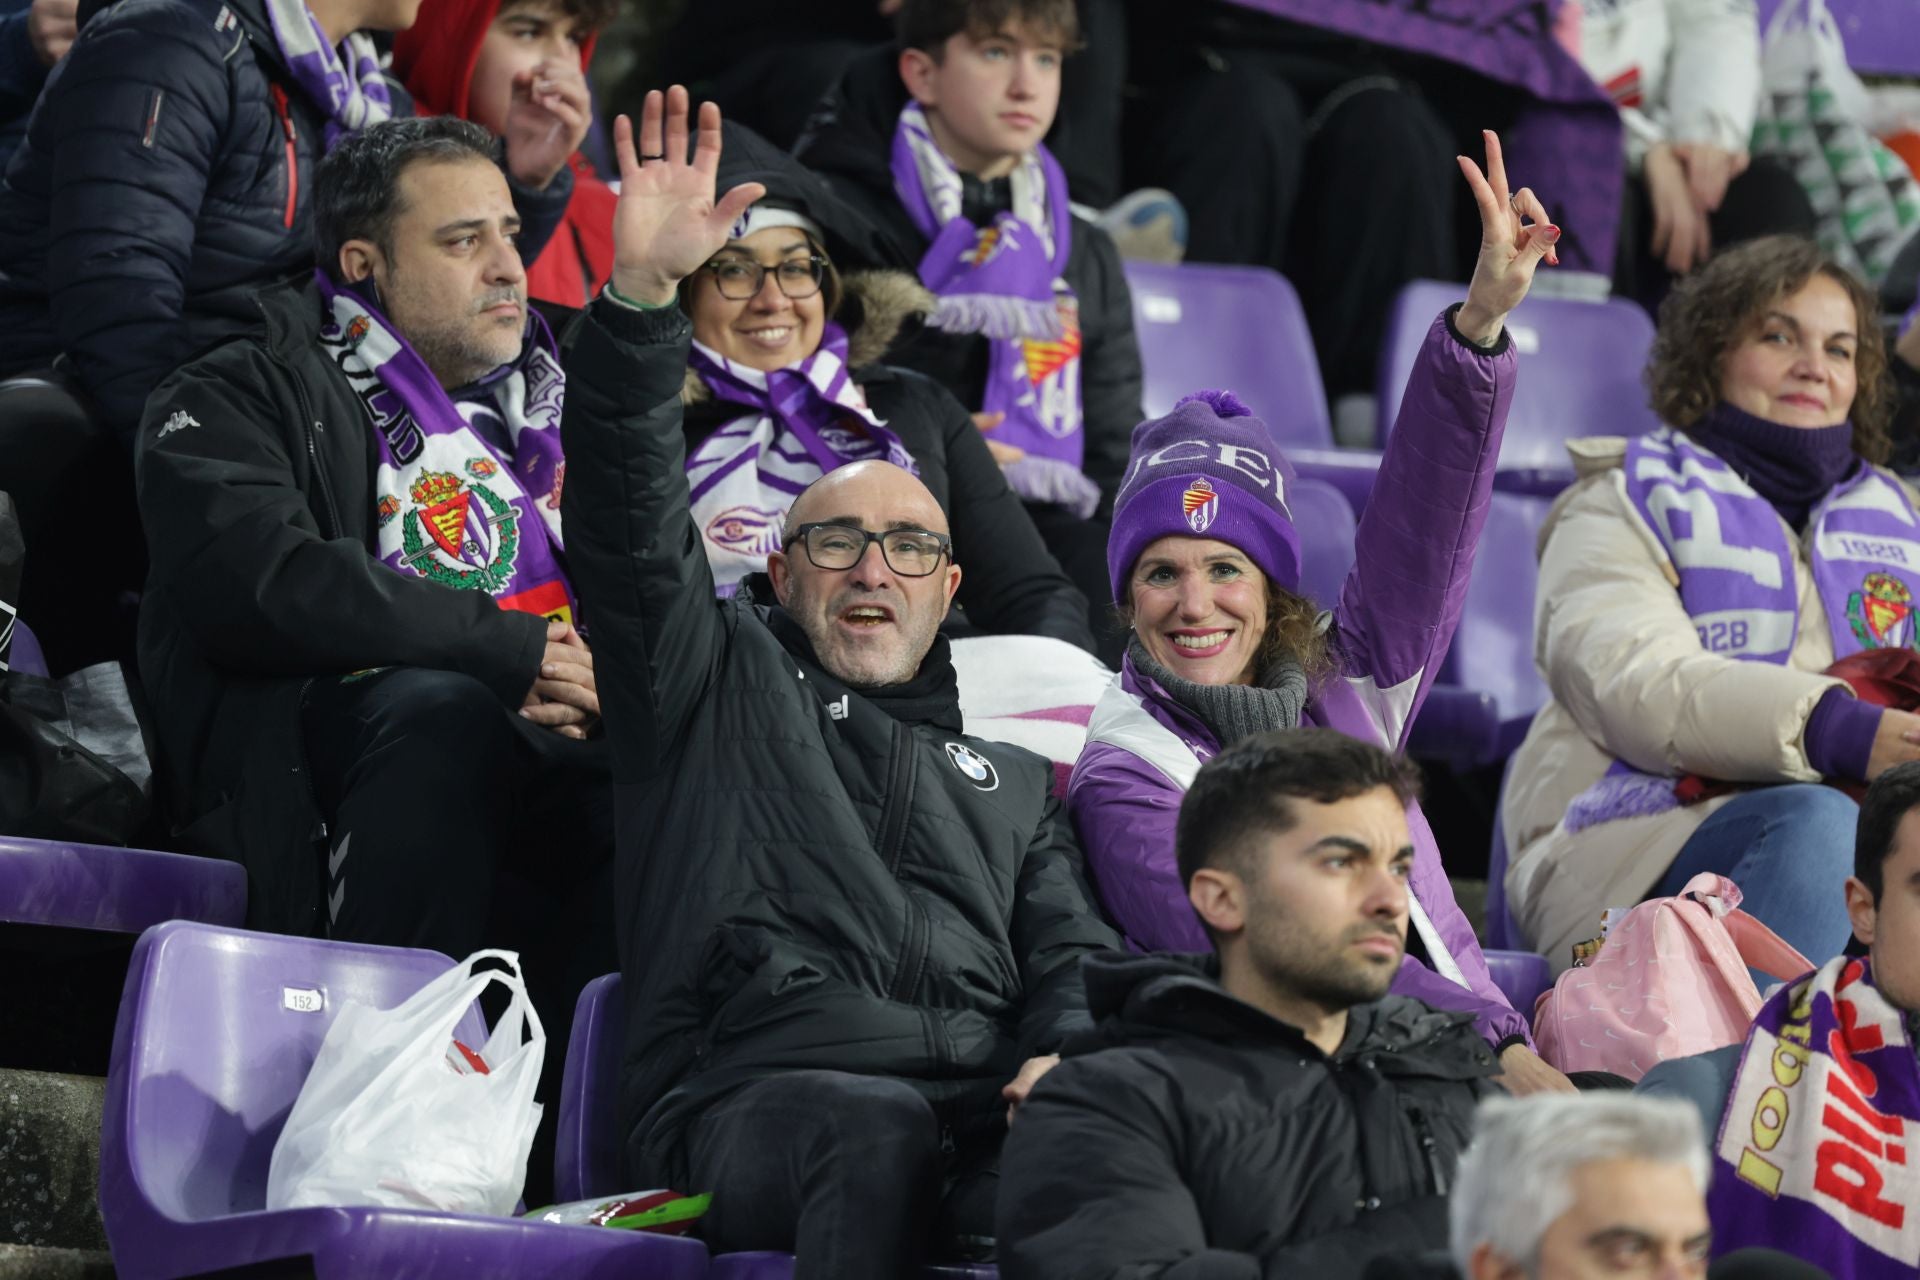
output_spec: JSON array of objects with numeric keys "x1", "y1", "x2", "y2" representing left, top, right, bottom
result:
[
  {"x1": 685, "y1": 1071, "x2": 998, "y2": 1279},
  {"x1": 1124, "y1": 44, "x2": 1456, "y2": 396},
  {"x1": 301, "y1": 664, "x2": 616, "y2": 1205}
]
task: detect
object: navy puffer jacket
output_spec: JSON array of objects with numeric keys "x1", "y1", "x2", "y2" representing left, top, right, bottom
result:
[{"x1": 0, "y1": 0, "x2": 568, "y2": 438}]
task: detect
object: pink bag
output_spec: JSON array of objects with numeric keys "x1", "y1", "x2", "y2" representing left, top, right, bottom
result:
[{"x1": 1532, "y1": 873, "x2": 1814, "y2": 1081}]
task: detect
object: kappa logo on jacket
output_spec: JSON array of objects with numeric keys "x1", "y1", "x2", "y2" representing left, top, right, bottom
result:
[{"x1": 944, "y1": 742, "x2": 999, "y2": 791}]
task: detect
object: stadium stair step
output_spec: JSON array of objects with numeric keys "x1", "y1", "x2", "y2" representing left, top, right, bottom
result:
[
  {"x1": 0, "y1": 1071, "x2": 106, "y2": 1256},
  {"x1": 0, "y1": 1244, "x2": 114, "y2": 1278}
]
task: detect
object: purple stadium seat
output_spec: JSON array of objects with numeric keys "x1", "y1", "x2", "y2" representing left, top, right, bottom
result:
[
  {"x1": 0, "y1": 836, "x2": 246, "y2": 934},
  {"x1": 1376, "y1": 280, "x2": 1657, "y2": 494},
  {"x1": 557, "y1": 973, "x2": 997, "y2": 1278},
  {"x1": 556, "y1": 972, "x2": 624, "y2": 1203},
  {"x1": 9, "y1": 618, "x2": 48, "y2": 676},
  {"x1": 1289, "y1": 478, "x2": 1354, "y2": 612},
  {"x1": 99, "y1": 922, "x2": 710, "y2": 1280},
  {"x1": 1435, "y1": 491, "x2": 1553, "y2": 752},
  {"x1": 1758, "y1": 0, "x2": 1920, "y2": 77},
  {"x1": 1482, "y1": 949, "x2": 1551, "y2": 1024},
  {"x1": 1122, "y1": 260, "x2": 1383, "y2": 517},
  {"x1": 1486, "y1": 751, "x2": 1526, "y2": 951}
]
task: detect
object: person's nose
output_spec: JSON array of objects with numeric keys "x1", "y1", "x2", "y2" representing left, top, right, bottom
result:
[
  {"x1": 541, "y1": 34, "x2": 574, "y2": 63},
  {"x1": 844, "y1": 537, "x2": 898, "y2": 592},
  {"x1": 486, "y1": 229, "x2": 526, "y2": 287},
  {"x1": 1789, "y1": 341, "x2": 1829, "y2": 385},
  {"x1": 747, "y1": 268, "x2": 794, "y2": 313},
  {"x1": 1175, "y1": 576, "x2": 1212, "y2": 623},
  {"x1": 1008, "y1": 54, "x2": 1038, "y2": 99},
  {"x1": 1359, "y1": 862, "x2": 1409, "y2": 922}
]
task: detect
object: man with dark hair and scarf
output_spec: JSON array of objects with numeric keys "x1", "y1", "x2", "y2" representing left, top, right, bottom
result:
[
  {"x1": 556, "y1": 87, "x2": 1120, "y2": 1277},
  {"x1": 138, "y1": 113, "x2": 611, "y2": 1009}
]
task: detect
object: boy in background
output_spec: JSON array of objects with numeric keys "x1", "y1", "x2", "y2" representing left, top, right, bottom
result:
[{"x1": 394, "y1": 0, "x2": 615, "y2": 305}]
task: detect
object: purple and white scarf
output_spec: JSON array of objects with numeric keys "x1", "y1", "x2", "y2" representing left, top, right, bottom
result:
[
  {"x1": 1566, "y1": 427, "x2": 1920, "y2": 831},
  {"x1": 889, "y1": 102, "x2": 1098, "y2": 519},
  {"x1": 264, "y1": 0, "x2": 395, "y2": 149},
  {"x1": 314, "y1": 271, "x2": 577, "y2": 623},
  {"x1": 1710, "y1": 956, "x2": 1920, "y2": 1276},
  {"x1": 687, "y1": 322, "x2": 918, "y2": 593}
]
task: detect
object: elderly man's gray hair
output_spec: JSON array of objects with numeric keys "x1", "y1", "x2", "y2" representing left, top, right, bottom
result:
[{"x1": 1449, "y1": 1093, "x2": 1710, "y2": 1275}]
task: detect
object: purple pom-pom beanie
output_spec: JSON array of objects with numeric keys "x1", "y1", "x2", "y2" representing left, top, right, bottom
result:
[{"x1": 1106, "y1": 389, "x2": 1302, "y2": 604}]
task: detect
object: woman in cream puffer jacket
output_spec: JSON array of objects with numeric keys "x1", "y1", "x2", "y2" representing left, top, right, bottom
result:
[{"x1": 1505, "y1": 236, "x2": 1916, "y2": 970}]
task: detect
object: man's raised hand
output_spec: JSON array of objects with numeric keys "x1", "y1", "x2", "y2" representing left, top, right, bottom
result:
[
  {"x1": 1455, "y1": 129, "x2": 1560, "y2": 348},
  {"x1": 608, "y1": 87, "x2": 766, "y2": 307}
]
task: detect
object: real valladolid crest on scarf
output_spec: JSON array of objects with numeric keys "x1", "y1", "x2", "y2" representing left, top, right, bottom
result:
[{"x1": 314, "y1": 271, "x2": 578, "y2": 623}]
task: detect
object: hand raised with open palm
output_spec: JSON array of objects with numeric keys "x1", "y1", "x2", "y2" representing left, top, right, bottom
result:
[
  {"x1": 1455, "y1": 129, "x2": 1560, "y2": 347},
  {"x1": 607, "y1": 86, "x2": 767, "y2": 307}
]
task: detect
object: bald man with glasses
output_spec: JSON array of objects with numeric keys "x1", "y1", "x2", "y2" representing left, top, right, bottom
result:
[{"x1": 557, "y1": 87, "x2": 1120, "y2": 1278}]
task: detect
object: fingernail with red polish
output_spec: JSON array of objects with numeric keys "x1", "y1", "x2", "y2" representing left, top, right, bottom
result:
[{"x1": 1541, "y1": 224, "x2": 1562, "y2": 243}]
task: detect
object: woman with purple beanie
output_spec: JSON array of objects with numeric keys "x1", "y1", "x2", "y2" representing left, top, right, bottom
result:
[{"x1": 1069, "y1": 132, "x2": 1573, "y2": 1094}]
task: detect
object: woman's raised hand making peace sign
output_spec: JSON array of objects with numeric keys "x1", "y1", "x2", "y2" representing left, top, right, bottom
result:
[{"x1": 1455, "y1": 129, "x2": 1561, "y2": 348}]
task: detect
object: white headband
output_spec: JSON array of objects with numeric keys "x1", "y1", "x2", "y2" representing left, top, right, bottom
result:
[{"x1": 728, "y1": 204, "x2": 825, "y2": 246}]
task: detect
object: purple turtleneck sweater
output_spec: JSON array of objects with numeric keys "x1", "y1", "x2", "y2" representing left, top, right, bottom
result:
[{"x1": 1690, "y1": 402, "x2": 1880, "y2": 781}]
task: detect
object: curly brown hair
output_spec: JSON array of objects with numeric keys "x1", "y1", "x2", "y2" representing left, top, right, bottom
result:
[
  {"x1": 1118, "y1": 578, "x2": 1335, "y2": 684},
  {"x1": 1645, "y1": 235, "x2": 1892, "y2": 464}
]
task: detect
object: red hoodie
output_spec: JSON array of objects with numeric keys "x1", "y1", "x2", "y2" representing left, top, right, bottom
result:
[{"x1": 392, "y1": 0, "x2": 617, "y2": 307}]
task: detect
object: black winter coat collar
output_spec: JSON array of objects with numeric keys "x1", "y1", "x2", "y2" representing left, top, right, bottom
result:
[
  {"x1": 763, "y1": 604, "x2": 964, "y2": 733},
  {"x1": 1072, "y1": 950, "x2": 1494, "y2": 1076}
]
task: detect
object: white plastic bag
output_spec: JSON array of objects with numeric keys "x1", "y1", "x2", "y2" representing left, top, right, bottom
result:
[{"x1": 266, "y1": 949, "x2": 545, "y2": 1215}]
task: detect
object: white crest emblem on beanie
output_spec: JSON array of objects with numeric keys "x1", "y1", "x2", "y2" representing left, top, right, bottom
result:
[{"x1": 1182, "y1": 478, "x2": 1220, "y2": 534}]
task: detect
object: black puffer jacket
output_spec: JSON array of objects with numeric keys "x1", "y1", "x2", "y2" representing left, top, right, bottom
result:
[
  {"x1": 794, "y1": 45, "x2": 1144, "y2": 508},
  {"x1": 682, "y1": 268, "x2": 1094, "y2": 651},
  {"x1": 997, "y1": 953, "x2": 1499, "y2": 1280},
  {"x1": 134, "y1": 280, "x2": 550, "y2": 933},
  {"x1": 0, "y1": 0, "x2": 569, "y2": 438},
  {"x1": 556, "y1": 298, "x2": 1123, "y2": 1188}
]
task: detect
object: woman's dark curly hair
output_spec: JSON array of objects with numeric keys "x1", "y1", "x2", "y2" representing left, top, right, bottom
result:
[{"x1": 1645, "y1": 235, "x2": 1892, "y2": 464}]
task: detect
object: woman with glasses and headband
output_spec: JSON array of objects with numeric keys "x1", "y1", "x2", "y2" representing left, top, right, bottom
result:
[{"x1": 676, "y1": 124, "x2": 1096, "y2": 651}]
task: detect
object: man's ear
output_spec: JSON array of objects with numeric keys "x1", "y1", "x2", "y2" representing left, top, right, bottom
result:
[
  {"x1": 1467, "y1": 1242, "x2": 1525, "y2": 1280},
  {"x1": 898, "y1": 46, "x2": 938, "y2": 107},
  {"x1": 338, "y1": 239, "x2": 383, "y2": 285},
  {"x1": 1188, "y1": 868, "x2": 1245, "y2": 938},
  {"x1": 1846, "y1": 875, "x2": 1878, "y2": 951},
  {"x1": 768, "y1": 549, "x2": 793, "y2": 604},
  {"x1": 938, "y1": 562, "x2": 962, "y2": 617}
]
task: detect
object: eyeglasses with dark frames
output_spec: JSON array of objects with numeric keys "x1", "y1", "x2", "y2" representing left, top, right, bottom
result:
[
  {"x1": 784, "y1": 522, "x2": 953, "y2": 576},
  {"x1": 702, "y1": 255, "x2": 828, "y2": 301}
]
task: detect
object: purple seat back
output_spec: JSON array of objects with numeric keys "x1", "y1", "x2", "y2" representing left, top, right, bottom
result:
[
  {"x1": 101, "y1": 922, "x2": 482, "y2": 1233},
  {"x1": 1289, "y1": 478, "x2": 1356, "y2": 611},
  {"x1": 1376, "y1": 281, "x2": 1657, "y2": 470},
  {"x1": 556, "y1": 971, "x2": 624, "y2": 1202},
  {"x1": 1435, "y1": 491, "x2": 1552, "y2": 745},
  {"x1": 1758, "y1": 0, "x2": 1920, "y2": 76},
  {"x1": 1123, "y1": 261, "x2": 1333, "y2": 449},
  {"x1": 1482, "y1": 948, "x2": 1550, "y2": 1024},
  {"x1": 8, "y1": 618, "x2": 48, "y2": 676},
  {"x1": 1487, "y1": 752, "x2": 1524, "y2": 950},
  {"x1": 0, "y1": 836, "x2": 246, "y2": 933}
]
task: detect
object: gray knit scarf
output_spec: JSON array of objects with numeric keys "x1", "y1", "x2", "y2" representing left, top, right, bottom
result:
[{"x1": 1128, "y1": 636, "x2": 1310, "y2": 748}]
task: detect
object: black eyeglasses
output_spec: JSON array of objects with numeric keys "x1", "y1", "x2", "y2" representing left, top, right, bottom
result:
[
  {"x1": 785, "y1": 522, "x2": 953, "y2": 576},
  {"x1": 702, "y1": 255, "x2": 828, "y2": 301}
]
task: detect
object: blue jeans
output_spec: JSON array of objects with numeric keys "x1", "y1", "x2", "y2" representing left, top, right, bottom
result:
[{"x1": 1650, "y1": 784, "x2": 1857, "y2": 968}]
